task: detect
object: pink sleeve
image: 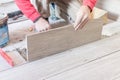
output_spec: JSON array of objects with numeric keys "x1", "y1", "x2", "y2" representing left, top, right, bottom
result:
[
  {"x1": 83, "y1": 0, "x2": 97, "y2": 10},
  {"x1": 15, "y1": 0, "x2": 41, "y2": 22}
]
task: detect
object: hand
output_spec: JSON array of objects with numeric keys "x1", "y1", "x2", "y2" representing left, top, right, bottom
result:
[
  {"x1": 74, "y1": 5, "x2": 91, "y2": 30},
  {"x1": 35, "y1": 17, "x2": 51, "y2": 32}
]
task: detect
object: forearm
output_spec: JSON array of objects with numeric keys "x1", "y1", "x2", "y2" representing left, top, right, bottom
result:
[{"x1": 15, "y1": 0, "x2": 41, "y2": 22}]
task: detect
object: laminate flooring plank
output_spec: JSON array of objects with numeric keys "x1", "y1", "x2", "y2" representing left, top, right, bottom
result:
[
  {"x1": 44, "y1": 51, "x2": 120, "y2": 80},
  {"x1": 0, "y1": 34, "x2": 120, "y2": 80},
  {"x1": 27, "y1": 19, "x2": 103, "y2": 61}
]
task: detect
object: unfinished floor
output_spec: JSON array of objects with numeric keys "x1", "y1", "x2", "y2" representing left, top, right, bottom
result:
[
  {"x1": 1, "y1": 32, "x2": 120, "y2": 80},
  {"x1": 1, "y1": 1, "x2": 120, "y2": 80}
]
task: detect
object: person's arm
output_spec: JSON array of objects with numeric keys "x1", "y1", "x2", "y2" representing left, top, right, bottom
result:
[
  {"x1": 15, "y1": 0, "x2": 51, "y2": 32},
  {"x1": 83, "y1": 0, "x2": 96, "y2": 11},
  {"x1": 74, "y1": 0, "x2": 97, "y2": 30},
  {"x1": 15, "y1": 0, "x2": 41, "y2": 22}
]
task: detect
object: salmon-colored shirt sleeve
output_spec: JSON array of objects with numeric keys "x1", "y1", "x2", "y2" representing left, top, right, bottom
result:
[
  {"x1": 15, "y1": 0, "x2": 96, "y2": 22},
  {"x1": 15, "y1": 0, "x2": 41, "y2": 22},
  {"x1": 83, "y1": 0, "x2": 97, "y2": 10}
]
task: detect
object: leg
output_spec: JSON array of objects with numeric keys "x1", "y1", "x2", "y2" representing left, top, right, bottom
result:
[
  {"x1": 55, "y1": 0, "x2": 82, "y2": 22},
  {"x1": 49, "y1": 2, "x2": 59, "y2": 20},
  {"x1": 35, "y1": 0, "x2": 51, "y2": 18}
]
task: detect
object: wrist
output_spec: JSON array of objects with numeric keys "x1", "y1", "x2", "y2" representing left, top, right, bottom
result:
[
  {"x1": 87, "y1": 5, "x2": 92, "y2": 12},
  {"x1": 33, "y1": 16, "x2": 42, "y2": 23}
]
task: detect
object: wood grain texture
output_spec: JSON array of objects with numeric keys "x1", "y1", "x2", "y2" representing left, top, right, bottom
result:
[
  {"x1": 27, "y1": 19, "x2": 102, "y2": 61},
  {"x1": 44, "y1": 51, "x2": 120, "y2": 80},
  {"x1": 1, "y1": 34, "x2": 120, "y2": 80}
]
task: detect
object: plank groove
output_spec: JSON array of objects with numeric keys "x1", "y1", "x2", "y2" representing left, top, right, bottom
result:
[
  {"x1": 44, "y1": 51, "x2": 120, "y2": 80},
  {"x1": 1, "y1": 34, "x2": 120, "y2": 80}
]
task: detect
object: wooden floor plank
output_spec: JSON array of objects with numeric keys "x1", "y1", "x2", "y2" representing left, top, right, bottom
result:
[
  {"x1": 44, "y1": 51, "x2": 120, "y2": 80},
  {"x1": 0, "y1": 34, "x2": 120, "y2": 80},
  {"x1": 27, "y1": 19, "x2": 103, "y2": 61}
]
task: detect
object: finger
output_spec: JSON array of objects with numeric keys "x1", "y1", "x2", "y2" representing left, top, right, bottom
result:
[
  {"x1": 44, "y1": 24, "x2": 51, "y2": 31},
  {"x1": 35, "y1": 26, "x2": 42, "y2": 32},
  {"x1": 79, "y1": 18, "x2": 89, "y2": 29},
  {"x1": 74, "y1": 13, "x2": 84, "y2": 29},
  {"x1": 75, "y1": 14, "x2": 88, "y2": 30},
  {"x1": 75, "y1": 17, "x2": 89, "y2": 30},
  {"x1": 36, "y1": 28, "x2": 41, "y2": 32},
  {"x1": 43, "y1": 27, "x2": 49, "y2": 31},
  {"x1": 38, "y1": 27, "x2": 45, "y2": 32},
  {"x1": 74, "y1": 16, "x2": 83, "y2": 29},
  {"x1": 45, "y1": 27, "x2": 50, "y2": 31},
  {"x1": 39, "y1": 28, "x2": 44, "y2": 32},
  {"x1": 48, "y1": 26, "x2": 52, "y2": 29},
  {"x1": 45, "y1": 25, "x2": 51, "y2": 31},
  {"x1": 45, "y1": 28, "x2": 49, "y2": 31},
  {"x1": 47, "y1": 25, "x2": 52, "y2": 30},
  {"x1": 75, "y1": 18, "x2": 88, "y2": 30},
  {"x1": 39, "y1": 29, "x2": 43, "y2": 32}
]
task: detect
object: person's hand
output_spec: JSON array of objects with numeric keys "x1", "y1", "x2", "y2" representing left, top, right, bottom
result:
[
  {"x1": 35, "y1": 17, "x2": 51, "y2": 32},
  {"x1": 74, "y1": 5, "x2": 91, "y2": 30}
]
